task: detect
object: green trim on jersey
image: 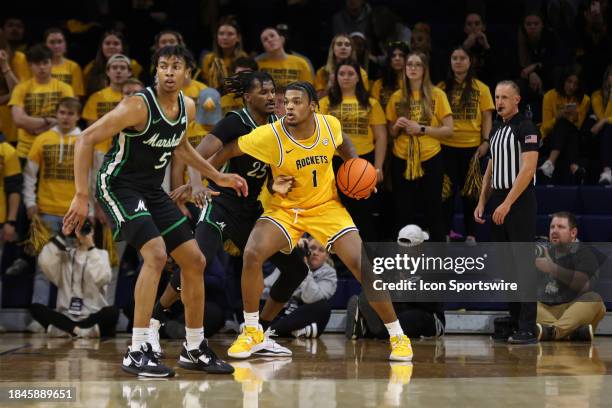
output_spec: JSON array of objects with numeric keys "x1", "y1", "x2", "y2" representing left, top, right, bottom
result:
[{"x1": 147, "y1": 88, "x2": 185, "y2": 126}]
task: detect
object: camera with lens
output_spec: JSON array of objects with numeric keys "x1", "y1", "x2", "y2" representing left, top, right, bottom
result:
[
  {"x1": 68, "y1": 219, "x2": 93, "y2": 238},
  {"x1": 535, "y1": 238, "x2": 549, "y2": 258}
]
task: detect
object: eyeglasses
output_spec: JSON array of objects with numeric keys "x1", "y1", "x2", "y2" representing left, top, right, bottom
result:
[{"x1": 335, "y1": 41, "x2": 351, "y2": 47}]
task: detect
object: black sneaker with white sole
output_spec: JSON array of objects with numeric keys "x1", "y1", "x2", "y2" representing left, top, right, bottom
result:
[
  {"x1": 121, "y1": 342, "x2": 175, "y2": 378},
  {"x1": 178, "y1": 339, "x2": 235, "y2": 374}
]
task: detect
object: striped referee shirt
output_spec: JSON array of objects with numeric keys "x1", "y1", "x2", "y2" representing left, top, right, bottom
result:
[{"x1": 489, "y1": 113, "x2": 540, "y2": 190}]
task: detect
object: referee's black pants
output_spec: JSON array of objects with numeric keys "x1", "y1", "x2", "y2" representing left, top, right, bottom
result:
[
  {"x1": 490, "y1": 187, "x2": 537, "y2": 333},
  {"x1": 391, "y1": 153, "x2": 445, "y2": 241}
]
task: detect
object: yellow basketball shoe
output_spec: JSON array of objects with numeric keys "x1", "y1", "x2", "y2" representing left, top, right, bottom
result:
[
  {"x1": 228, "y1": 326, "x2": 265, "y2": 359},
  {"x1": 389, "y1": 334, "x2": 413, "y2": 361}
]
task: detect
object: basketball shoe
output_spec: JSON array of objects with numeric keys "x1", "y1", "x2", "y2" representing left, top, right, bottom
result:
[
  {"x1": 390, "y1": 334, "x2": 413, "y2": 361},
  {"x1": 228, "y1": 325, "x2": 265, "y2": 358}
]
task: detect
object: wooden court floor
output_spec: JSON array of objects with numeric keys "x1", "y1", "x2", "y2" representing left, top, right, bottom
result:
[{"x1": 0, "y1": 333, "x2": 609, "y2": 407}]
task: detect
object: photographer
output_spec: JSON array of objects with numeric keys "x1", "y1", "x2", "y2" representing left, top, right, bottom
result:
[
  {"x1": 263, "y1": 237, "x2": 337, "y2": 338},
  {"x1": 537, "y1": 212, "x2": 605, "y2": 341},
  {"x1": 29, "y1": 220, "x2": 119, "y2": 338}
]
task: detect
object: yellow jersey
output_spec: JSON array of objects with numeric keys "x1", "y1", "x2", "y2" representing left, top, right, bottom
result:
[
  {"x1": 591, "y1": 90, "x2": 612, "y2": 124},
  {"x1": 51, "y1": 59, "x2": 85, "y2": 96},
  {"x1": 83, "y1": 86, "x2": 122, "y2": 154},
  {"x1": 541, "y1": 89, "x2": 590, "y2": 137},
  {"x1": 437, "y1": 79, "x2": 494, "y2": 148},
  {"x1": 256, "y1": 54, "x2": 314, "y2": 88},
  {"x1": 319, "y1": 96, "x2": 385, "y2": 156},
  {"x1": 0, "y1": 142, "x2": 21, "y2": 223},
  {"x1": 238, "y1": 113, "x2": 343, "y2": 210},
  {"x1": 8, "y1": 78, "x2": 74, "y2": 158},
  {"x1": 11, "y1": 51, "x2": 31, "y2": 81},
  {"x1": 314, "y1": 66, "x2": 370, "y2": 92},
  {"x1": 27, "y1": 128, "x2": 78, "y2": 216},
  {"x1": 385, "y1": 87, "x2": 452, "y2": 162}
]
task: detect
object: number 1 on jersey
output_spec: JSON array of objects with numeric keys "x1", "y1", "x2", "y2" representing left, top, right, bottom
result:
[{"x1": 312, "y1": 169, "x2": 318, "y2": 187}]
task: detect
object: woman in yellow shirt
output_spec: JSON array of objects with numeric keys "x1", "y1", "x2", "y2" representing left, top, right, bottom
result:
[
  {"x1": 83, "y1": 30, "x2": 142, "y2": 96},
  {"x1": 256, "y1": 27, "x2": 314, "y2": 89},
  {"x1": 371, "y1": 42, "x2": 409, "y2": 111},
  {"x1": 386, "y1": 52, "x2": 453, "y2": 241},
  {"x1": 589, "y1": 65, "x2": 612, "y2": 184},
  {"x1": 439, "y1": 46, "x2": 494, "y2": 243},
  {"x1": 44, "y1": 28, "x2": 85, "y2": 96},
  {"x1": 314, "y1": 34, "x2": 369, "y2": 98},
  {"x1": 319, "y1": 59, "x2": 387, "y2": 240},
  {"x1": 538, "y1": 68, "x2": 590, "y2": 184},
  {"x1": 201, "y1": 16, "x2": 246, "y2": 90}
]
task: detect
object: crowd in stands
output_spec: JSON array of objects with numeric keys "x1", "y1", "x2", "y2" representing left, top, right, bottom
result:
[{"x1": 0, "y1": 0, "x2": 610, "y2": 341}]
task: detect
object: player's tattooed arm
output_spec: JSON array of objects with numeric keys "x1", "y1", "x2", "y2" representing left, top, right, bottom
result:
[{"x1": 337, "y1": 132, "x2": 358, "y2": 161}]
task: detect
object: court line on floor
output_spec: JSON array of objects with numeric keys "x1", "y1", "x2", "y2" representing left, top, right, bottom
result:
[{"x1": 0, "y1": 345, "x2": 30, "y2": 356}]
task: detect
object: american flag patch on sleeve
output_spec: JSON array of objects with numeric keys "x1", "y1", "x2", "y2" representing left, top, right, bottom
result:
[{"x1": 525, "y1": 134, "x2": 538, "y2": 144}]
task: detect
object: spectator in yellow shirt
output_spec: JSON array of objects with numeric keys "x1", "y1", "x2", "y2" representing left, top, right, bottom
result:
[
  {"x1": 0, "y1": 35, "x2": 19, "y2": 143},
  {"x1": 9, "y1": 44, "x2": 74, "y2": 159},
  {"x1": 0, "y1": 141, "x2": 21, "y2": 244},
  {"x1": 438, "y1": 46, "x2": 494, "y2": 243},
  {"x1": 201, "y1": 16, "x2": 246, "y2": 90},
  {"x1": 319, "y1": 59, "x2": 386, "y2": 240},
  {"x1": 588, "y1": 65, "x2": 612, "y2": 185},
  {"x1": 44, "y1": 28, "x2": 85, "y2": 97},
  {"x1": 220, "y1": 56, "x2": 257, "y2": 115},
  {"x1": 315, "y1": 34, "x2": 369, "y2": 98},
  {"x1": 24, "y1": 97, "x2": 83, "y2": 308},
  {"x1": 539, "y1": 68, "x2": 591, "y2": 184},
  {"x1": 256, "y1": 27, "x2": 314, "y2": 90},
  {"x1": 84, "y1": 30, "x2": 142, "y2": 96},
  {"x1": 371, "y1": 42, "x2": 408, "y2": 111},
  {"x1": 386, "y1": 52, "x2": 453, "y2": 240}
]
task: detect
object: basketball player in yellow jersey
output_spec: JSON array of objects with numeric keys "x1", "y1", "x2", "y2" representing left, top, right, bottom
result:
[{"x1": 212, "y1": 82, "x2": 412, "y2": 361}]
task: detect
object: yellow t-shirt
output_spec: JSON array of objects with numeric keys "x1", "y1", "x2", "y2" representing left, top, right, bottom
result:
[
  {"x1": 256, "y1": 54, "x2": 314, "y2": 89},
  {"x1": 11, "y1": 51, "x2": 31, "y2": 81},
  {"x1": 27, "y1": 129, "x2": 77, "y2": 216},
  {"x1": 51, "y1": 58, "x2": 85, "y2": 96},
  {"x1": 541, "y1": 89, "x2": 591, "y2": 137},
  {"x1": 182, "y1": 79, "x2": 208, "y2": 99},
  {"x1": 8, "y1": 78, "x2": 74, "y2": 158},
  {"x1": 221, "y1": 93, "x2": 244, "y2": 115},
  {"x1": 182, "y1": 121, "x2": 213, "y2": 184},
  {"x1": 82, "y1": 86, "x2": 123, "y2": 153},
  {"x1": 319, "y1": 96, "x2": 385, "y2": 156},
  {"x1": 371, "y1": 78, "x2": 403, "y2": 111},
  {"x1": 314, "y1": 66, "x2": 370, "y2": 92},
  {"x1": 437, "y1": 79, "x2": 494, "y2": 148},
  {"x1": 238, "y1": 113, "x2": 342, "y2": 209},
  {"x1": 385, "y1": 87, "x2": 452, "y2": 162},
  {"x1": 201, "y1": 52, "x2": 247, "y2": 89},
  {"x1": 591, "y1": 90, "x2": 612, "y2": 124},
  {"x1": 0, "y1": 142, "x2": 21, "y2": 223}
]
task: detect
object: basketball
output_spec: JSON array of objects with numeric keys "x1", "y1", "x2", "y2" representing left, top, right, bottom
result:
[{"x1": 336, "y1": 158, "x2": 377, "y2": 199}]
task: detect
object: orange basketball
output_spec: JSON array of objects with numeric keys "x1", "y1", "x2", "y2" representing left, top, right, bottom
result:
[{"x1": 336, "y1": 158, "x2": 377, "y2": 199}]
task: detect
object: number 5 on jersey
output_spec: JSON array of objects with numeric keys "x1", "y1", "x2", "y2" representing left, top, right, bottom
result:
[{"x1": 155, "y1": 152, "x2": 172, "y2": 169}]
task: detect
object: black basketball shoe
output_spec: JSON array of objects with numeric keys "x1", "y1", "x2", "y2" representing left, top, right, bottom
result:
[
  {"x1": 178, "y1": 339, "x2": 235, "y2": 374},
  {"x1": 121, "y1": 342, "x2": 175, "y2": 378}
]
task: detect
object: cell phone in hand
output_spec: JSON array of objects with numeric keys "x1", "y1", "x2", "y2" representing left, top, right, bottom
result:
[{"x1": 565, "y1": 103, "x2": 577, "y2": 110}]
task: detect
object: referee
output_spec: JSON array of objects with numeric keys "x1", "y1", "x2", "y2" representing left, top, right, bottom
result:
[{"x1": 475, "y1": 80, "x2": 540, "y2": 344}]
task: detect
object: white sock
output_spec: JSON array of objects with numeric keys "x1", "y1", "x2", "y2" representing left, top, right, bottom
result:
[
  {"x1": 385, "y1": 320, "x2": 404, "y2": 338},
  {"x1": 186, "y1": 327, "x2": 204, "y2": 351},
  {"x1": 132, "y1": 327, "x2": 149, "y2": 350},
  {"x1": 244, "y1": 311, "x2": 259, "y2": 329}
]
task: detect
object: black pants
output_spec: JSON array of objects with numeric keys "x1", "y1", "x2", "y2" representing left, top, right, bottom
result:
[
  {"x1": 269, "y1": 299, "x2": 331, "y2": 337},
  {"x1": 30, "y1": 303, "x2": 119, "y2": 337},
  {"x1": 441, "y1": 145, "x2": 478, "y2": 237},
  {"x1": 545, "y1": 118, "x2": 581, "y2": 165},
  {"x1": 490, "y1": 188, "x2": 537, "y2": 333},
  {"x1": 391, "y1": 153, "x2": 445, "y2": 241},
  {"x1": 333, "y1": 152, "x2": 381, "y2": 242},
  {"x1": 599, "y1": 124, "x2": 612, "y2": 168}
]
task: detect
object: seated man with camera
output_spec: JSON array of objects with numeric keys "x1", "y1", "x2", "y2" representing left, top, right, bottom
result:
[
  {"x1": 30, "y1": 219, "x2": 119, "y2": 338},
  {"x1": 537, "y1": 212, "x2": 606, "y2": 341}
]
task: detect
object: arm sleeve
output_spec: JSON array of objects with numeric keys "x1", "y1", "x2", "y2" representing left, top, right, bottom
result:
[
  {"x1": 22, "y1": 159, "x2": 39, "y2": 209},
  {"x1": 72, "y1": 64, "x2": 85, "y2": 96},
  {"x1": 519, "y1": 119, "x2": 541, "y2": 152},
  {"x1": 38, "y1": 241, "x2": 65, "y2": 286},
  {"x1": 300, "y1": 266, "x2": 338, "y2": 304},
  {"x1": 591, "y1": 92, "x2": 606, "y2": 121},
  {"x1": 318, "y1": 97, "x2": 330, "y2": 114},
  {"x1": 479, "y1": 82, "x2": 495, "y2": 112},
  {"x1": 577, "y1": 95, "x2": 590, "y2": 129},
  {"x1": 82, "y1": 94, "x2": 98, "y2": 122},
  {"x1": 210, "y1": 114, "x2": 246, "y2": 144},
  {"x1": 540, "y1": 91, "x2": 556, "y2": 137},
  {"x1": 314, "y1": 68, "x2": 326, "y2": 92},
  {"x1": 84, "y1": 249, "x2": 112, "y2": 287},
  {"x1": 237, "y1": 125, "x2": 281, "y2": 166},
  {"x1": 385, "y1": 92, "x2": 399, "y2": 122},
  {"x1": 7, "y1": 83, "x2": 25, "y2": 108},
  {"x1": 61, "y1": 82, "x2": 75, "y2": 98},
  {"x1": 369, "y1": 99, "x2": 387, "y2": 125},
  {"x1": 434, "y1": 88, "x2": 453, "y2": 120}
]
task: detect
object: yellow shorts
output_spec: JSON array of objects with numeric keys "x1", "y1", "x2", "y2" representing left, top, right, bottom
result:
[{"x1": 260, "y1": 199, "x2": 357, "y2": 253}]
